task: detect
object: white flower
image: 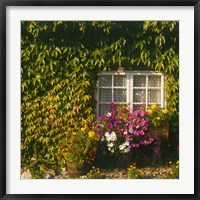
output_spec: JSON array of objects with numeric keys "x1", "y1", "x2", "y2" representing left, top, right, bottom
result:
[
  {"x1": 124, "y1": 131, "x2": 128, "y2": 135},
  {"x1": 129, "y1": 128, "x2": 133, "y2": 133},
  {"x1": 119, "y1": 144, "x2": 126, "y2": 150},
  {"x1": 110, "y1": 132, "x2": 117, "y2": 141},
  {"x1": 105, "y1": 132, "x2": 110, "y2": 137},
  {"x1": 101, "y1": 136, "x2": 105, "y2": 141},
  {"x1": 107, "y1": 142, "x2": 114, "y2": 147},
  {"x1": 106, "y1": 136, "x2": 111, "y2": 141},
  {"x1": 106, "y1": 112, "x2": 111, "y2": 117},
  {"x1": 123, "y1": 148, "x2": 130, "y2": 153},
  {"x1": 111, "y1": 149, "x2": 115, "y2": 153},
  {"x1": 124, "y1": 141, "x2": 129, "y2": 146}
]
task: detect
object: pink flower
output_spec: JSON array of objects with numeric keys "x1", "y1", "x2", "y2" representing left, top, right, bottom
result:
[
  {"x1": 126, "y1": 135, "x2": 132, "y2": 141},
  {"x1": 98, "y1": 130, "x2": 103, "y2": 135},
  {"x1": 135, "y1": 144, "x2": 140, "y2": 148},
  {"x1": 140, "y1": 111, "x2": 145, "y2": 117},
  {"x1": 139, "y1": 140, "x2": 144, "y2": 145},
  {"x1": 106, "y1": 123, "x2": 112, "y2": 129},
  {"x1": 149, "y1": 138, "x2": 154, "y2": 143},
  {"x1": 100, "y1": 116, "x2": 105, "y2": 121}
]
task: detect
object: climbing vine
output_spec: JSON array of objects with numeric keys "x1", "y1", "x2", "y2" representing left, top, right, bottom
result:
[{"x1": 21, "y1": 21, "x2": 179, "y2": 170}]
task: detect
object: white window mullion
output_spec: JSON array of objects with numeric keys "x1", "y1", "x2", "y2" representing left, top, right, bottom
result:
[
  {"x1": 96, "y1": 79, "x2": 99, "y2": 117},
  {"x1": 161, "y1": 74, "x2": 164, "y2": 108},
  {"x1": 146, "y1": 75, "x2": 148, "y2": 107},
  {"x1": 130, "y1": 73, "x2": 133, "y2": 112},
  {"x1": 112, "y1": 75, "x2": 114, "y2": 102}
]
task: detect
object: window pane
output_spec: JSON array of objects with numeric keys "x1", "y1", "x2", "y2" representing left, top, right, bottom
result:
[
  {"x1": 133, "y1": 89, "x2": 146, "y2": 103},
  {"x1": 114, "y1": 75, "x2": 126, "y2": 87},
  {"x1": 133, "y1": 104, "x2": 143, "y2": 111},
  {"x1": 99, "y1": 89, "x2": 112, "y2": 102},
  {"x1": 133, "y1": 75, "x2": 146, "y2": 87},
  {"x1": 99, "y1": 104, "x2": 109, "y2": 116},
  {"x1": 148, "y1": 89, "x2": 161, "y2": 103},
  {"x1": 99, "y1": 75, "x2": 112, "y2": 87},
  {"x1": 114, "y1": 89, "x2": 126, "y2": 102},
  {"x1": 148, "y1": 75, "x2": 161, "y2": 87}
]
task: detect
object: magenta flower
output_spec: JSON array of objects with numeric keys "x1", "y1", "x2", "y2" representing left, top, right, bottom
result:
[
  {"x1": 100, "y1": 116, "x2": 105, "y2": 121},
  {"x1": 149, "y1": 138, "x2": 154, "y2": 143},
  {"x1": 140, "y1": 111, "x2": 145, "y2": 117},
  {"x1": 106, "y1": 123, "x2": 112, "y2": 129},
  {"x1": 98, "y1": 130, "x2": 103, "y2": 135},
  {"x1": 135, "y1": 144, "x2": 140, "y2": 148},
  {"x1": 139, "y1": 140, "x2": 144, "y2": 145},
  {"x1": 93, "y1": 102, "x2": 153, "y2": 154},
  {"x1": 126, "y1": 135, "x2": 131, "y2": 141}
]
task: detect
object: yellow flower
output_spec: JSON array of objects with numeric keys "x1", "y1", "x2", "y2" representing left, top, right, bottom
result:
[
  {"x1": 95, "y1": 135, "x2": 100, "y2": 141},
  {"x1": 169, "y1": 161, "x2": 172, "y2": 165},
  {"x1": 162, "y1": 109, "x2": 169, "y2": 114},
  {"x1": 151, "y1": 104, "x2": 157, "y2": 109},
  {"x1": 156, "y1": 117, "x2": 161, "y2": 120},
  {"x1": 176, "y1": 160, "x2": 179, "y2": 165},
  {"x1": 81, "y1": 127, "x2": 86, "y2": 132},
  {"x1": 147, "y1": 109, "x2": 153, "y2": 115},
  {"x1": 84, "y1": 124, "x2": 89, "y2": 129},
  {"x1": 72, "y1": 132, "x2": 76, "y2": 135},
  {"x1": 88, "y1": 131, "x2": 95, "y2": 138}
]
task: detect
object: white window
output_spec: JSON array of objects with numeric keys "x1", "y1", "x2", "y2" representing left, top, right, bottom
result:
[{"x1": 96, "y1": 71, "x2": 165, "y2": 116}]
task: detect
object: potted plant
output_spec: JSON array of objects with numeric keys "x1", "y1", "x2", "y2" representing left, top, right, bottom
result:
[
  {"x1": 146, "y1": 104, "x2": 170, "y2": 140},
  {"x1": 60, "y1": 125, "x2": 100, "y2": 178}
]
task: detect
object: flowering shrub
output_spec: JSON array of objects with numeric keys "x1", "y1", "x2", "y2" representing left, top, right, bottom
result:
[
  {"x1": 94, "y1": 103, "x2": 154, "y2": 154},
  {"x1": 60, "y1": 125, "x2": 100, "y2": 166},
  {"x1": 147, "y1": 104, "x2": 170, "y2": 128}
]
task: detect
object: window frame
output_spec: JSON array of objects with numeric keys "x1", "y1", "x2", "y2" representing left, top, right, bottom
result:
[{"x1": 96, "y1": 70, "x2": 165, "y2": 116}]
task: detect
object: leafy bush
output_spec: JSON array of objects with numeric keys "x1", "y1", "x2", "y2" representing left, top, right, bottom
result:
[{"x1": 60, "y1": 126, "x2": 99, "y2": 166}]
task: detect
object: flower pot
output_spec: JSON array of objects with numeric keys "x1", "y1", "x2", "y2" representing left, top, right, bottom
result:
[
  {"x1": 67, "y1": 162, "x2": 90, "y2": 178},
  {"x1": 149, "y1": 125, "x2": 169, "y2": 140}
]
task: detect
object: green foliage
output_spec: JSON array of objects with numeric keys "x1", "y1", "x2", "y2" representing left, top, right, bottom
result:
[
  {"x1": 21, "y1": 21, "x2": 179, "y2": 173},
  {"x1": 60, "y1": 128, "x2": 99, "y2": 166},
  {"x1": 165, "y1": 161, "x2": 179, "y2": 179},
  {"x1": 127, "y1": 163, "x2": 144, "y2": 179},
  {"x1": 147, "y1": 104, "x2": 170, "y2": 128},
  {"x1": 86, "y1": 167, "x2": 102, "y2": 179}
]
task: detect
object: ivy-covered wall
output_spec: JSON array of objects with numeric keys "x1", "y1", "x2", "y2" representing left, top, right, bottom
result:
[{"x1": 21, "y1": 21, "x2": 179, "y2": 169}]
